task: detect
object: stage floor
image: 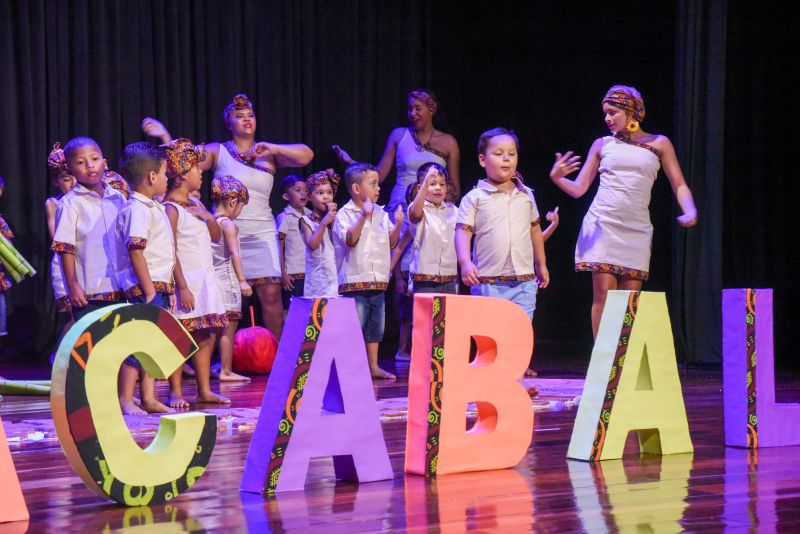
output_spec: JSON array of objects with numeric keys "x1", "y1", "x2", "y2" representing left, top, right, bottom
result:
[{"x1": 3, "y1": 359, "x2": 800, "y2": 532}]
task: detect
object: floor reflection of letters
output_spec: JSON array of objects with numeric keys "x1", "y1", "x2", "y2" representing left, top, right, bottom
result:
[
  {"x1": 78, "y1": 503, "x2": 204, "y2": 532},
  {"x1": 405, "y1": 469, "x2": 533, "y2": 532},
  {"x1": 568, "y1": 453, "x2": 693, "y2": 532}
]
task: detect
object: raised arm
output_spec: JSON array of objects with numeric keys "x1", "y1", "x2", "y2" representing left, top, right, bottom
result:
[
  {"x1": 658, "y1": 136, "x2": 698, "y2": 227},
  {"x1": 550, "y1": 138, "x2": 603, "y2": 199},
  {"x1": 375, "y1": 128, "x2": 404, "y2": 182}
]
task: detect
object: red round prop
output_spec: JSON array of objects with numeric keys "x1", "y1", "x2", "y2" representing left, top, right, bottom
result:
[{"x1": 233, "y1": 307, "x2": 278, "y2": 374}]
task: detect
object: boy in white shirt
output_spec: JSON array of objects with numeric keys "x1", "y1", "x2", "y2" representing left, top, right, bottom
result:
[
  {"x1": 455, "y1": 128, "x2": 550, "y2": 320},
  {"x1": 277, "y1": 175, "x2": 310, "y2": 309},
  {"x1": 51, "y1": 137, "x2": 127, "y2": 321},
  {"x1": 333, "y1": 163, "x2": 403, "y2": 379},
  {"x1": 115, "y1": 142, "x2": 175, "y2": 414}
]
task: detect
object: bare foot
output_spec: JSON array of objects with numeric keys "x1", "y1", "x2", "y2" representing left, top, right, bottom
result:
[
  {"x1": 141, "y1": 398, "x2": 174, "y2": 413},
  {"x1": 168, "y1": 394, "x2": 190, "y2": 410},
  {"x1": 370, "y1": 367, "x2": 396, "y2": 380},
  {"x1": 182, "y1": 363, "x2": 196, "y2": 377},
  {"x1": 524, "y1": 368, "x2": 538, "y2": 378},
  {"x1": 219, "y1": 370, "x2": 251, "y2": 382},
  {"x1": 120, "y1": 400, "x2": 147, "y2": 416},
  {"x1": 197, "y1": 391, "x2": 231, "y2": 404}
]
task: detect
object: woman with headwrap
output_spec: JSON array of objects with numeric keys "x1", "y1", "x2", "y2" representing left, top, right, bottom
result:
[
  {"x1": 333, "y1": 88, "x2": 460, "y2": 361},
  {"x1": 550, "y1": 85, "x2": 697, "y2": 338},
  {"x1": 142, "y1": 94, "x2": 313, "y2": 340}
]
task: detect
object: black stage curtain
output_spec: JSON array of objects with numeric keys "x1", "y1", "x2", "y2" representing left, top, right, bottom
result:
[
  {"x1": 673, "y1": 0, "x2": 727, "y2": 366},
  {"x1": 723, "y1": 2, "x2": 800, "y2": 371},
  {"x1": 0, "y1": 0, "x2": 431, "y2": 358}
]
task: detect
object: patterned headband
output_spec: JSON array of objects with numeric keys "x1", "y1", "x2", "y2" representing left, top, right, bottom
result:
[
  {"x1": 161, "y1": 138, "x2": 208, "y2": 179},
  {"x1": 408, "y1": 89, "x2": 438, "y2": 115},
  {"x1": 210, "y1": 175, "x2": 250, "y2": 205},
  {"x1": 603, "y1": 85, "x2": 645, "y2": 122},
  {"x1": 223, "y1": 93, "x2": 255, "y2": 125},
  {"x1": 47, "y1": 142, "x2": 68, "y2": 175},
  {"x1": 306, "y1": 168, "x2": 341, "y2": 196},
  {"x1": 103, "y1": 170, "x2": 130, "y2": 199}
]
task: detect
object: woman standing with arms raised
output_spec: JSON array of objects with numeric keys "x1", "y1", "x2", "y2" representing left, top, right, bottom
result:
[
  {"x1": 550, "y1": 85, "x2": 697, "y2": 338},
  {"x1": 143, "y1": 94, "x2": 313, "y2": 339}
]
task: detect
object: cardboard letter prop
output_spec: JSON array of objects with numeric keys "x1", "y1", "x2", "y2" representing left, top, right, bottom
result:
[
  {"x1": 405, "y1": 294, "x2": 533, "y2": 476},
  {"x1": 51, "y1": 304, "x2": 216, "y2": 505},
  {"x1": 0, "y1": 414, "x2": 29, "y2": 524},
  {"x1": 568, "y1": 291, "x2": 693, "y2": 460},
  {"x1": 723, "y1": 289, "x2": 800, "y2": 447},
  {"x1": 240, "y1": 297, "x2": 392, "y2": 494}
]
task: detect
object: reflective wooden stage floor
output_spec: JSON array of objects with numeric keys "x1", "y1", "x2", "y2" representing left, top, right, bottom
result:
[{"x1": 3, "y1": 359, "x2": 800, "y2": 533}]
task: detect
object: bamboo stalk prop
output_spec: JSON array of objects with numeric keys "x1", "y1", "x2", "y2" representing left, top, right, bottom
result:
[
  {"x1": 0, "y1": 380, "x2": 51, "y2": 396},
  {"x1": 0, "y1": 233, "x2": 36, "y2": 284}
]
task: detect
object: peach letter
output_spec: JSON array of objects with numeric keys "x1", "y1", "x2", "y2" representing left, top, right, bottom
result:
[{"x1": 405, "y1": 294, "x2": 533, "y2": 475}]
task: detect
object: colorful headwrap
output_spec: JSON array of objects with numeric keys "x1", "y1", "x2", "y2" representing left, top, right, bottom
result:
[
  {"x1": 223, "y1": 93, "x2": 255, "y2": 126},
  {"x1": 408, "y1": 89, "x2": 438, "y2": 115},
  {"x1": 210, "y1": 175, "x2": 249, "y2": 205},
  {"x1": 103, "y1": 170, "x2": 130, "y2": 199},
  {"x1": 306, "y1": 168, "x2": 341, "y2": 196},
  {"x1": 162, "y1": 138, "x2": 208, "y2": 179},
  {"x1": 603, "y1": 85, "x2": 646, "y2": 123},
  {"x1": 47, "y1": 142, "x2": 68, "y2": 176}
]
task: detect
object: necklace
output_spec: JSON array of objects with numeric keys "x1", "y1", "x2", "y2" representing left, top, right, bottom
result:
[{"x1": 410, "y1": 126, "x2": 435, "y2": 153}]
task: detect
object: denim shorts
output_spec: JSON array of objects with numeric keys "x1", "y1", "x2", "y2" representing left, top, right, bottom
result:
[
  {"x1": 413, "y1": 280, "x2": 458, "y2": 295},
  {"x1": 350, "y1": 290, "x2": 386, "y2": 343},
  {"x1": 470, "y1": 279, "x2": 538, "y2": 320}
]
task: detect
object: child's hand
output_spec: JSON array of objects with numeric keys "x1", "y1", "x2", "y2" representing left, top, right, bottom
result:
[
  {"x1": 460, "y1": 260, "x2": 480, "y2": 286},
  {"x1": 141, "y1": 117, "x2": 170, "y2": 139},
  {"x1": 67, "y1": 281, "x2": 88, "y2": 308},
  {"x1": 331, "y1": 145, "x2": 355, "y2": 166},
  {"x1": 394, "y1": 205, "x2": 405, "y2": 226},
  {"x1": 322, "y1": 203, "x2": 338, "y2": 226},
  {"x1": 178, "y1": 287, "x2": 195, "y2": 312},
  {"x1": 186, "y1": 199, "x2": 211, "y2": 221},
  {"x1": 144, "y1": 290, "x2": 157, "y2": 304},
  {"x1": 546, "y1": 206, "x2": 560, "y2": 227},
  {"x1": 677, "y1": 211, "x2": 697, "y2": 228},
  {"x1": 248, "y1": 142, "x2": 276, "y2": 160},
  {"x1": 550, "y1": 151, "x2": 582, "y2": 180},
  {"x1": 281, "y1": 272, "x2": 295, "y2": 291},
  {"x1": 168, "y1": 294, "x2": 177, "y2": 311},
  {"x1": 395, "y1": 275, "x2": 409, "y2": 296},
  {"x1": 240, "y1": 280, "x2": 253, "y2": 297},
  {"x1": 362, "y1": 199, "x2": 374, "y2": 216},
  {"x1": 536, "y1": 263, "x2": 550, "y2": 289}
]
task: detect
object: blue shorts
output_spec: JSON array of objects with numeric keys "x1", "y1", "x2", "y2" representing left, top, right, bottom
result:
[
  {"x1": 470, "y1": 280, "x2": 538, "y2": 320},
  {"x1": 350, "y1": 290, "x2": 386, "y2": 343},
  {"x1": 413, "y1": 280, "x2": 458, "y2": 295}
]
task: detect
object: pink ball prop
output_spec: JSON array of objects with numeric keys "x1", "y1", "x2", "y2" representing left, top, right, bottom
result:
[{"x1": 233, "y1": 307, "x2": 278, "y2": 375}]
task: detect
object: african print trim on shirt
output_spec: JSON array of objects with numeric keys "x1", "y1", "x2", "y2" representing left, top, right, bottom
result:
[
  {"x1": 412, "y1": 273, "x2": 458, "y2": 283},
  {"x1": 127, "y1": 237, "x2": 147, "y2": 250},
  {"x1": 247, "y1": 276, "x2": 282, "y2": 287},
  {"x1": 339, "y1": 281, "x2": 389, "y2": 293},
  {"x1": 180, "y1": 312, "x2": 229, "y2": 332},
  {"x1": 51, "y1": 241, "x2": 75, "y2": 254},
  {"x1": 124, "y1": 281, "x2": 175, "y2": 299},
  {"x1": 226, "y1": 310, "x2": 243, "y2": 321},
  {"x1": 575, "y1": 262, "x2": 649, "y2": 281},
  {"x1": 476, "y1": 273, "x2": 536, "y2": 284}
]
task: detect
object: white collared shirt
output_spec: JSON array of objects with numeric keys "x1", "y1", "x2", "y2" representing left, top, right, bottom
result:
[
  {"x1": 51, "y1": 183, "x2": 127, "y2": 298},
  {"x1": 409, "y1": 200, "x2": 458, "y2": 281},
  {"x1": 457, "y1": 178, "x2": 541, "y2": 281},
  {"x1": 116, "y1": 191, "x2": 176, "y2": 294},
  {"x1": 277, "y1": 205, "x2": 311, "y2": 276},
  {"x1": 332, "y1": 200, "x2": 395, "y2": 292}
]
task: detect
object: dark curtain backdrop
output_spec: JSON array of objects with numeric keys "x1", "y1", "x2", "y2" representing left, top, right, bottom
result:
[
  {"x1": 723, "y1": 1, "x2": 800, "y2": 371},
  {"x1": 1, "y1": 1, "x2": 790, "y2": 369}
]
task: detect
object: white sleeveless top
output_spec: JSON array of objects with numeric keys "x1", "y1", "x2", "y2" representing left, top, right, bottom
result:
[
  {"x1": 391, "y1": 129, "x2": 447, "y2": 213},
  {"x1": 214, "y1": 143, "x2": 275, "y2": 224}
]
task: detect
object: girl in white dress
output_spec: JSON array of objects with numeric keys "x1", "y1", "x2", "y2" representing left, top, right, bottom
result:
[
  {"x1": 142, "y1": 95, "x2": 314, "y2": 341},
  {"x1": 45, "y1": 143, "x2": 76, "y2": 315},
  {"x1": 299, "y1": 169, "x2": 340, "y2": 297},
  {"x1": 162, "y1": 138, "x2": 230, "y2": 408},
  {"x1": 210, "y1": 175, "x2": 252, "y2": 382},
  {"x1": 550, "y1": 85, "x2": 698, "y2": 338}
]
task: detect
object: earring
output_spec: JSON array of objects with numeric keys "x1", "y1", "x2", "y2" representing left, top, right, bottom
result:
[{"x1": 626, "y1": 120, "x2": 640, "y2": 133}]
